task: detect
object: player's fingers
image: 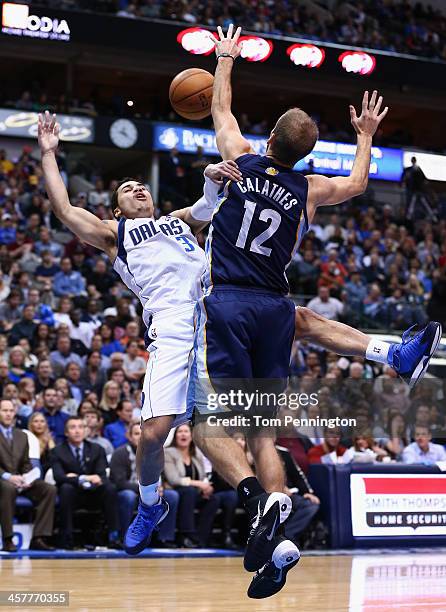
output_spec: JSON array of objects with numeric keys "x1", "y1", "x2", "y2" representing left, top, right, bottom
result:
[
  {"x1": 44, "y1": 109, "x2": 50, "y2": 126},
  {"x1": 234, "y1": 26, "x2": 242, "y2": 43},
  {"x1": 50, "y1": 113, "x2": 57, "y2": 131},
  {"x1": 362, "y1": 91, "x2": 369, "y2": 112},
  {"x1": 217, "y1": 25, "x2": 223, "y2": 41},
  {"x1": 369, "y1": 89, "x2": 377, "y2": 110},
  {"x1": 227, "y1": 23, "x2": 233, "y2": 40},
  {"x1": 54, "y1": 123, "x2": 61, "y2": 137},
  {"x1": 349, "y1": 105, "x2": 358, "y2": 122},
  {"x1": 374, "y1": 96, "x2": 383, "y2": 116},
  {"x1": 377, "y1": 106, "x2": 389, "y2": 121}
]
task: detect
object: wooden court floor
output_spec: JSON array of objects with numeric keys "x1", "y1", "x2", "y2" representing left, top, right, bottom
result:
[{"x1": 1, "y1": 552, "x2": 446, "y2": 611}]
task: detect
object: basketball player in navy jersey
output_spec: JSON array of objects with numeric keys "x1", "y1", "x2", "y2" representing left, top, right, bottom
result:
[{"x1": 189, "y1": 25, "x2": 442, "y2": 598}]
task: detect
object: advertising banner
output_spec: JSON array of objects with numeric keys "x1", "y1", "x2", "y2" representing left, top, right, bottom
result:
[{"x1": 0, "y1": 109, "x2": 94, "y2": 143}]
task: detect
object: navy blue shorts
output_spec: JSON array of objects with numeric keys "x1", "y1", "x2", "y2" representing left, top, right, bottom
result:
[{"x1": 187, "y1": 286, "x2": 295, "y2": 418}]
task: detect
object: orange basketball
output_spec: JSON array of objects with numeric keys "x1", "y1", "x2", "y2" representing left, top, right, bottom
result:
[{"x1": 169, "y1": 68, "x2": 214, "y2": 121}]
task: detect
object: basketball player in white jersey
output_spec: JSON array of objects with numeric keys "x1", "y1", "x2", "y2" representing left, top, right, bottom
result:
[{"x1": 37, "y1": 111, "x2": 243, "y2": 553}]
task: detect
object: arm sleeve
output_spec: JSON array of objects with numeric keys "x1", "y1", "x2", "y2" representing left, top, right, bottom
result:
[{"x1": 189, "y1": 176, "x2": 221, "y2": 222}]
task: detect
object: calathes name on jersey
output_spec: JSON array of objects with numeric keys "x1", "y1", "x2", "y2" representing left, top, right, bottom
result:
[
  {"x1": 236, "y1": 177, "x2": 300, "y2": 211},
  {"x1": 128, "y1": 217, "x2": 185, "y2": 246}
]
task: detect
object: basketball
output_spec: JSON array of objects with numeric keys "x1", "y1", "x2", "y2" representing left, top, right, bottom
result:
[{"x1": 169, "y1": 68, "x2": 214, "y2": 121}]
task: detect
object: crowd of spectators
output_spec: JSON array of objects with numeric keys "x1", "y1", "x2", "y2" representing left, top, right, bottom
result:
[
  {"x1": 0, "y1": 144, "x2": 444, "y2": 551},
  {"x1": 39, "y1": 0, "x2": 446, "y2": 60}
]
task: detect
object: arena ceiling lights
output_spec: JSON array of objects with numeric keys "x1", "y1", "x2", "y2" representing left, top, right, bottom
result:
[
  {"x1": 177, "y1": 28, "x2": 273, "y2": 62},
  {"x1": 178, "y1": 28, "x2": 376, "y2": 74},
  {"x1": 286, "y1": 43, "x2": 326, "y2": 68},
  {"x1": 338, "y1": 51, "x2": 376, "y2": 75}
]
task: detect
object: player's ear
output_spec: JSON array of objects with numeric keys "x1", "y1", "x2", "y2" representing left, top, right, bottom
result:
[
  {"x1": 113, "y1": 207, "x2": 122, "y2": 219},
  {"x1": 266, "y1": 131, "x2": 275, "y2": 147}
]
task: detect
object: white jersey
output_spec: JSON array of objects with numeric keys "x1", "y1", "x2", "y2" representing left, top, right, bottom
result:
[{"x1": 113, "y1": 214, "x2": 205, "y2": 326}]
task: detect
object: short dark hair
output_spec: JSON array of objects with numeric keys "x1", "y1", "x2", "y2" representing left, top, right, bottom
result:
[
  {"x1": 64, "y1": 415, "x2": 84, "y2": 432},
  {"x1": 111, "y1": 177, "x2": 136, "y2": 212},
  {"x1": 270, "y1": 108, "x2": 318, "y2": 166},
  {"x1": 117, "y1": 399, "x2": 133, "y2": 413}
]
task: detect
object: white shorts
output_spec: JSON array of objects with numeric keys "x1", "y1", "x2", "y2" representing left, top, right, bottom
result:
[{"x1": 141, "y1": 303, "x2": 195, "y2": 427}]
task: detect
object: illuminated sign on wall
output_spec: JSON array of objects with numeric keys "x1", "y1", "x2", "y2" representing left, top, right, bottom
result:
[
  {"x1": 1, "y1": 2, "x2": 70, "y2": 41},
  {"x1": 153, "y1": 123, "x2": 267, "y2": 155},
  {"x1": 295, "y1": 140, "x2": 402, "y2": 181},
  {"x1": 239, "y1": 36, "x2": 273, "y2": 62},
  {"x1": 0, "y1": 109, "x2": 93, "y2": 142},
  {"x1": 403, "y1": 151, "x2": 446, "y2": 182},
  {"x1": 153, "y1": 123, "x2": 402, "y2": 181},
  {"x1": 287, "y1": 44, "x2": 325, "y2": 68},
  {"x1": 339, "y1": 51, "x2": 376, "y2": 75},
  {"x1": 351, "y1": 474, "x2": 446, "y2": 536}
]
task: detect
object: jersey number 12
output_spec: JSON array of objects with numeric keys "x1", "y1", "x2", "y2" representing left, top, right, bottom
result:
[{"x1": 235, "y1": 200, "x2": 281, "y2": 257}]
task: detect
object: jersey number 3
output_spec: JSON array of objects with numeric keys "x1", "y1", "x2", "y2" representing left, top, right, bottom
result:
[{"x1": 235, "y1": 200, "x2": 281, "y2": 257}]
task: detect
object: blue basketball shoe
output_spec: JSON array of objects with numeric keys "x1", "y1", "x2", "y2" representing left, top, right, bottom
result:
[
  {"x1": 388, "y1": 322, "x2": 442, "y2": 389},
  {"x1": 124, "y1": 497, "x2": 169, "y2": 555}
]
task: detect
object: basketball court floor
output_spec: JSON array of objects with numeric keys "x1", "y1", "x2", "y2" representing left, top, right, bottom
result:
[{"x1": 2, "y1": 550, "x2": 446, "y2": 611}]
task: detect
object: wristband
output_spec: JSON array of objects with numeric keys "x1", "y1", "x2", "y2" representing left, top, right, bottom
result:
[{"x1": 217, "y1": 53, "x2": 235, "y2": 61}]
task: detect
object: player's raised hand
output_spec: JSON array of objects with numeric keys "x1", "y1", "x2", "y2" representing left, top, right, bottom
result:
[
  {"x1": 349, "y1": 90, "x2": 389, "y2": 137},
  {"x1": 38, "y1": 110, "x2": 60, "y2": 155},
  {"x1": 204, "y1": 160, "x2": 242, "y2": 183},
  {"x1": 215, "y1": 24, "x2": 242, "y2": 60}
]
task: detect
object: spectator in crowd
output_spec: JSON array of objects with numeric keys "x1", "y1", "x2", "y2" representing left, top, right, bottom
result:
[
  {"x1": 27, "y1": 411, "x2": 56, "y2": 474},
  {"x1": 7, "y1": 345, "x2": 32, "y2": 384},
  {"x1": 53, "y1": 257, "x2": 86, "y2": 297},
  {"x1": 122, "y1": 340, "x2": 146, "y2": 384},
  {"x1": 110, "y1": 421, "x2": 179, "y2": 545},
  {"x1": 275, "y1": 443, "x2": 320, "y2": 546},
  {"x1": 99, "y1": 380, "x2": 121, "y2": 425},
  {"x1": 308, "y1": 428, "x2": 347, "y2": 464},
  {"x1": 164, "y1": 424, "x2": 219, "y2": 548},
  {"x1": 0, "y1": 290, "x2": 23, "y2": 332},
  {"x1": 54, "y1": 378, "x2": 78, "y2": 416},
  {"x1": 37, "y1": 387, "x2": 69, "y2": 444},
  {"x1": 210, "y1": 465, "x2": 239, "y2": 550},
  {"x1": 34, "y1": 227, "x2": 63, "y2": 259},
  {"x1": 50, "y1": 335, "x2": 83, "y2": 376},
  {"x1": 382, "y1": 412, "x2": 410, "y2": 460},
  {"x1": 83, "y1": 408, "x2": 114, "y2": 457},
  {"x1": 80, "y1": 351, "x2": 107, "y2": 396},
  {"x1": 99, "y1": 324, "x2": 124, "y2": 357},
  {"x1": 50, "y1": 416, "x2": 121, "y2": 549},
  {"x1": 104, "y1": 399, "x2": 134, "y2": 448},
  {"x1": 402, "y1": 425, "x2": 446, "y2": 465},
  {"x1": 34, "y1": 359, "x2": 55, "y2": 393},
  {"x1": 0, "y1": 399, "x2": 56, "y2": 552},
  {"x1": 307, "y1": 287, "x2": 344, "y2": 321},
  {"x1": 343, "y1": 431, "x2": 389, "y2": 464}
]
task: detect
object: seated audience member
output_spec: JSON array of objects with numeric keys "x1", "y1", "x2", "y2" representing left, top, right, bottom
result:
[
  {"x1": 8, "y1": 345, "x2": 32, "y2": 384},
  {"x1": 84, "y1": 408, "x2": 114, "y2": 457},
  {"x1": 122, "y1": 340, "x2": 146, "y2": 385},
  {"x1": 276, "y1": 409, "x2": 313, "y2": 474},
  {"x1": 54, "y1": 378, "x2": 78, "y2": 416},
  {"x1": 0, "y1": 399, "x2": 56, "y2": 552},
  {"x1": 383, "y1": 412, "x2": 409, "y2": 460},
  {"x1": 308, "y1": 428, "x2": 347, "y2": 464},
  {"x1": 80, "y1": 351, "x2": 107, "y2": 396},
  {"x1": 402, "y1": 425, "x2": 446, "y2": 465},
  {"x1": 276, "y1": 443, "x2": 320, "y2": 545},
  {"x1": 50, "y1": 416, "x2": 120, "y2": 549},
  {"x1": 27, "y1": 412, "x2": 55, "y2": 474},
  {"x1": 99, "y1": 380, "x2": 121, "y2": 425},
  {"x1": 211, "y1": 460, "x2": 239, "y2": 549},
  {"x1": 104, "y1": 400, "x2": 134, "y2": 448},
  {"x1": 38, "y1": 387, "x2": 69, "y2": 444},
  {"x1": 164, "y1": 424, "x2": 219, "y2": 548},
  {"x1": 50, "y1": 335, "x2": 83, "y2": 377},
  {"x1": 34, "y1": 359, "x2": 55, "y2": 393},
  {"x1": 343, "y1": 431, "x2": 389, "y2": 464},
  {"x1": 110, "y1": 421, "x2": 179, "y2": 545}
]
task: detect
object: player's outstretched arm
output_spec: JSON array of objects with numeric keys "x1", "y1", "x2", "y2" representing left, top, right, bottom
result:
[
  {"x1": 173, "y1": 160, "x2": 242, "y2": 232},
  {"x1": 212, "y1": 24, "x2": 253, "y2": 161},
  {"x1": 307, "y1": 90, "x2": 389, "y2": 219},
  {"x1": 38, "y1": 111, "x2": 118, "y2": 260}
]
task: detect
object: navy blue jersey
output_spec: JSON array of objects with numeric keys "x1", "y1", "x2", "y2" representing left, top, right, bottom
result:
[{"x1": 204, "y1": 154, "x2": 309, "y2": 295}]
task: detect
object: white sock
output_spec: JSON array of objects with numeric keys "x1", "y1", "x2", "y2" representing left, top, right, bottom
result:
[
  {"x1": 365, "y1": 339, "x2": 390, "y2": 365},
  {"x1": 139, "y1": 481, "x2": 160, "y2": 506}
]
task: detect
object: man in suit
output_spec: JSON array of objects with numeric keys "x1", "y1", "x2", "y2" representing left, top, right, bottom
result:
[
  {"x1": 50, "y1": 416, "x2": 120, "y2": 549},
  {"x1": 0, "y1": 399, "x2": 56, "y2": 552}
]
